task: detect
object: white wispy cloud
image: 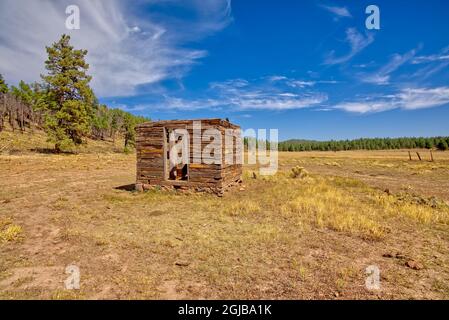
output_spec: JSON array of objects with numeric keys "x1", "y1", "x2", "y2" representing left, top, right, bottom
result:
[
  {"x1": 411, "y1": 61, "x2": 449, "y2": 80},
  {"x1": 319, "y1": 4, "x2": 352, "y2": 19},
  {"x1": 399, "y1": 87, "x2": 449, "y2": 110},
  {"x1": 360, "y1": 48, "x2": 419, "y2": 85},
  {"x1": 129, "y1": 76, "x2": 329, "y2": 111},
  {"x1": 335, "y1": 87, "x2": 449, "y2": 113},
  {"x1": 412, "y1": 46, "x2": 449, "y2": 64},
  {"x1": 268, "y1": 75, "x2": 339, "y2": 88},
  {"x1": 409, "y1": 46, "x2": 449, "y2": 80},
  {"x1": 208, "y1": 76, "x2": 330, "y2": 110},
  {"x1": 267, "y1": 76, "x2": 315, "y2": 88},
  {"x1": 0, "y1": 0, "x2": 232, "y2": 97},
  {"x1": 335, "y1": 100, "x2": 393, "y2": 113},
  {"x1": 151, "y1": 92, "x2": 328, "y2": 111},
  {"x1": 286, "y1": 80, "x2": 316, "y2": 88},
  {"x1": 267, "y1": 75, "x2": 288, "y2": 82},
  {"x1": 412, "y1": 54, "x2": 449, "y2": 64},
  {"x1": 210, "y1": 78, "x2": 249, "y2": 91},
  {"x1": 324, "y1": 28, "x2": 374, "y2": 65},
  {"x1": 226, "y1": 92, "x2": 328, "y2": 111}
]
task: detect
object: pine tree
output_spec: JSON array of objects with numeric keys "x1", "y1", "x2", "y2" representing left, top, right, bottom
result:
[
  {"x1": 11, "y1": 81, "x2": 33, "y2": 106},
  {"x1": 91, "y1": 104, "x2": 110, "y2": 140},
  {"x1": 0, "y1": 74, "x2": 8, "y2": 94},
  {"x1": 122, "y1": 113, "x2": 137, "y2": 152},
  {"x1": 437, "y1": 140, "x2": 448, "y2": 151},
  {"x1": 0, "y1": 74, "x2": 7, "y2": 132},
  {"x1": 42, "y1": 34, "x2": 95, "y2": 152}
]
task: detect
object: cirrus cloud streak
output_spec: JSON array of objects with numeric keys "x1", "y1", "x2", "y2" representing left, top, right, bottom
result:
[{"x1": 335, "y1": 87, "x2": 449, "y2": 113}]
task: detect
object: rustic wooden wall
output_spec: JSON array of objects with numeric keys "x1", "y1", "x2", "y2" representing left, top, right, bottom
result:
[{"x1": 136, "y1": 119, "x2": 242, "y2": 195}]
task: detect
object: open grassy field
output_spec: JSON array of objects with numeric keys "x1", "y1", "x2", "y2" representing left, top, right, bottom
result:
[{"x1": 1, "y1": 147, "x2": 449, "y2": 299}]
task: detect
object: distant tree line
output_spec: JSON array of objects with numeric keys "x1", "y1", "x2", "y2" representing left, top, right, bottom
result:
[
  {"x1": 243, "y1": 136, "x2": 449, "y2": 152},
  {"x1": 278, "y1": 137, "x2": 449, "y2": 152},
  {"x1": 0, "y1": 35, "x2": 149, "y2": 152}
]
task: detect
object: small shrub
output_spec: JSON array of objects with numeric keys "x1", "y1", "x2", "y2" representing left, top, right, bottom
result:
[
  {"x1": 291, "y1": 166, "x2": 309, "y2": 179},
  {"x1": 0, "y1": 224, "x2": 23, "y2": 242}
]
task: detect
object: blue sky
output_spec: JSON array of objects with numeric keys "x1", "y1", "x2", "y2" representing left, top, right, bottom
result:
[{"x1": 1, "y1": 0, "x2": 449, "y2": 140}]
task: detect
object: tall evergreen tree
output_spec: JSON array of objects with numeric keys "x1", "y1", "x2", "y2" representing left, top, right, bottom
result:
[
  {"x1": 42, "y1": 34, "x2": 95, "y2": 152},
  {"x1": 0, "y1": 74, "x2": 8, "y2": 94},
  {"x1": 91, "y1": 104, "x2": 111, "y2": 140},
  {"x1": 122, "y1": 113, "x2": 137, "y2": 152},
  {"x1": 0, "y1": 74, "x2": 7, "y2": 132},
  {"x1": 437, "y1": 140, "x2": 448, "y2": 151},
  {"x1": 11, "y1": 81, "x2": 33, "y2": 106}
]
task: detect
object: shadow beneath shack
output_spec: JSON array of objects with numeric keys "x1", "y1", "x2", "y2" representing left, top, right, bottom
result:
[{"x1": 115, "y1": 184, "x2": 136, "y2": 192}]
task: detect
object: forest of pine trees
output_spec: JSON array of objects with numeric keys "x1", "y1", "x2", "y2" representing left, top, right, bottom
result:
[
  {"x1": 278, "y1": 137, "x2": 449, "y2": 152},
  {"x1": 244, "y1": 136, "x2": 449, "y2": 152},
  {"x1": 0, "y1": 35, "x2": 148, "y2": 152}
]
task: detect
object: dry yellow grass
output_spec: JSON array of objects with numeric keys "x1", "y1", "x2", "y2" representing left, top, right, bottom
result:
[
  {"x1": 0, "y1": 225, "x2": 23, "y2": 242},
  {"x1": 221, "y1": 201, "x2": 262, "y2": 216},
  {"x1": 0, "y1": 146, "x2": 449, "y2": 299},
  {"x1": 278, "y1": 150, "x2": 449, "y2": 201},
  {"x1": 0, "y1": 218, "x2": 23, "y2": 243},
  {"x1": 0, "y1": 126, "x2": 127, "y2": 154}
]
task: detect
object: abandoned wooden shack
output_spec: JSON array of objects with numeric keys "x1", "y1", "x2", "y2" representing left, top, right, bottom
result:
[{"x1": 135, "y1": 119, "x2": 243, "y2": 195}]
